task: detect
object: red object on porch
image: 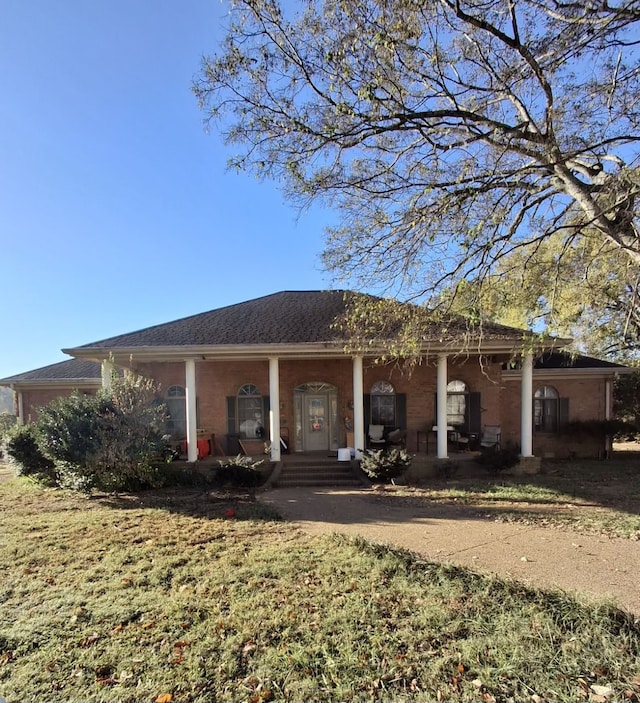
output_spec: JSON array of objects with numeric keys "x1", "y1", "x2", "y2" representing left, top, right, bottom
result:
[{"x1": 182, "y1": 439, "x2": 210, "y2": 459}]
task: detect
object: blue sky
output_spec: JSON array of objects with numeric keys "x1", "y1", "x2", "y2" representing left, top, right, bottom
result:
[{"x1": 0, "y1": 1, "x2": 336, "y2": 379}]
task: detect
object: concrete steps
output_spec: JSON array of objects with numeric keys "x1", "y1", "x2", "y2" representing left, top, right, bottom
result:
[{"x1": 274, "y1": 459, "x2": 363, "y2": 487}]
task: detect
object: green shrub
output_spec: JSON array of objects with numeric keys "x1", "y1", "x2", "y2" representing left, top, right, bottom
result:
[
  {"x1": 4, "y1": 424, "x2": 58, "y2": 486},
  {"x1": 36, "y1": 374, "x2": 168, "y2": 492},
  {"x1": 214, "y1": 455, "x2": 265, "y2": 487},
  {"x1": 474, "y1": 443, "x2": 520, "y2": 475},
  {"x1": 0, "y1": 412, "x2": 17, "y2": 443},
  {"x1": 359, "y1": 447, "x2": 413, "y2": 483},
  {"x1": 560, "y1": 418, "x2": 637, "y2": 440}
]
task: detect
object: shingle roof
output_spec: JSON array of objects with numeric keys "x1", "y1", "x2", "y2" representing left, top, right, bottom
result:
[
  {"x1": 0, "y1": 359, "x2": 102, "y2": 385},
  {"x1": 534, "y1": 352, "x2": 624, "y2": 369},
  {"x1": 69, "y1": 290, "x2": 528, "y2": 350}
]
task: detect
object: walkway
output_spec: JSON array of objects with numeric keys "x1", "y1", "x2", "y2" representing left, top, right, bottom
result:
[{"x1": 260, "y1": 486, "x2": 640, "y2": 615}]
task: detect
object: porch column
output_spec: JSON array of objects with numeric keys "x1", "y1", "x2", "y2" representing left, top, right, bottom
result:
[
  {"x1": 605, "y1": 378, "x2": 612, "y2": 456},
  {"x1": 185, "y1": 359, "x2": 198, "y2": 463},
  {"x1": 268, "y1": 357, "x2": 281, "y2": 462},
  {"x1": 520, "y1": 352, "x2": 534, "y2": 457},
  {"x1": 101, "y1": 359, "x2": 113, "y2": 390},
  {"x1": 16, "y1": 391, "x2": 24, "y2": 425},
  {"x1": 352, "y1": 355, "x2": 365, "y2": 458},
  {"x1": 436, "y1": 353, "x2": 448, "y2": 459}
]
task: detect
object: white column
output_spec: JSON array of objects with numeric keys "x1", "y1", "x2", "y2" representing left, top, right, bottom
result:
[
  {"x1": 352, "y1": 356, "x2": 365, "y2": 458},
  {"x1": 101, "y1": 359, "x2": 113, "y2": 390},
  {"x1": 185, "y1": 359, "x2": 198, "y2": 463},
  {"x1": 605, "y1": 378, "x2": 612, "y2": 456},
  {"x1": 520, "y1": 352, "x2": 534, "y2": 457},
  {"x1": 269, "y1": 357, "x2": 281, "y2": 462},
  {"x1": 16, "y1": 391, "x2": 24, "y2": 425},
  {"x1": 436, "y1": 353, "x2": 448, "y2": 459}
]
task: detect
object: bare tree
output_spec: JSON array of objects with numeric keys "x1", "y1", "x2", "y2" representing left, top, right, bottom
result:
[{"x1": 195, "y1": 0, "x2": 640, "y2": 313}]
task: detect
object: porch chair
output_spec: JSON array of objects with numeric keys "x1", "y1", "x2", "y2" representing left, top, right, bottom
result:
[
  {"x1": 386, "y1": 428, "x2": 407, "y2": 448},
  {"x1": 480, "y1": 425, "x2": 501, "y2": 450},
  {"x1": 368, "y1": 424, "x2": 386, "y2": 448}
]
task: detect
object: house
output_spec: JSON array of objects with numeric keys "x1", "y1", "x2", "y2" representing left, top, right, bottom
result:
[
  {"x1": 0, "y1": 290, "x2": 627, "y2": 463},
  {"x1": 0, "y1": 358, "x2": 102, "y2": 422}
]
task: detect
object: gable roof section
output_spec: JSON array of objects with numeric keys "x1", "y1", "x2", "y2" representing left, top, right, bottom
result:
[
  {"x1": 63, "y1": 290, "x2": 542, "y2": 361},
  {"x1": 0, "y1": 359, "x2": 102, "y2": 387}
]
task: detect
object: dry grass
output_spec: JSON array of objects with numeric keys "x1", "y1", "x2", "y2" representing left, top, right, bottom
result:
[
  {"x1": 389, "y1": 458, "x2": 640, "y2": 538},
  {"x1": 0, "y1": 476, "x2": 639, "y2": 702}
]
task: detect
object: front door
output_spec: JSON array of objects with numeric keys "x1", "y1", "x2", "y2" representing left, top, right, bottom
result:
[{"x1": 304, "y1": 394, "x2": 329, "y2": 451}]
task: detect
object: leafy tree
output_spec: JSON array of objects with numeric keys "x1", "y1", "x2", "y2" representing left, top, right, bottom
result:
[
  {"x1": 614, "y1": 370, "x2": 640, "y2": 428},
  {"x1": 196, "y1": 0, "x2": 640, "y2": 349},
  {"x1": 445, "y1": 230, "x2": 640, "y2": 358}
]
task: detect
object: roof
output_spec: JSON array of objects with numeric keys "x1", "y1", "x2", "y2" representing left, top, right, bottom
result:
[
  {"x1": 0, "y1": 359, "x2": 102, "y2": 386},
  {"x1": 534, "y1": 352, "x2": 624, "y2": 369},
  {"x1": 64, "y1": 290, "x2": 536, "y2": 355}
]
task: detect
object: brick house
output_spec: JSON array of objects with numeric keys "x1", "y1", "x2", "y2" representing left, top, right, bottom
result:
[{"x1": 0, "y1": 291, "x2": 626, "y2": 461}]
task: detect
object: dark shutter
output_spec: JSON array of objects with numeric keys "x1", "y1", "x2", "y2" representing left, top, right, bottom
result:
[
  {"x1": 468, "y1": 392, "x2": 481, "y2": 434},
  {"x1": 558, "y1": 397, "x2": 569, "y2": 430},
  {"x1": 396, "y1": 394, "x2": 407, "y2": 429},
  {"x1": 262, "y1": 396, "x2": 271, "y2": 431},
  {"x1": 226, "y1": 396, "x2": 236, "y2": 434},
  {"x1": 364, "y1": 394, "x2": 371, "y2": 429}
]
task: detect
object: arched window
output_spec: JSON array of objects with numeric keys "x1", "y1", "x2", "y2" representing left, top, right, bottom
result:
[
  {"x1": 535, "y1": 386, "x2": 559, "y2": 432},
  {"x1": 165, "y1": 385, "x2": 186, "y2": 437},
  {"x1": 447, "y1": 380, "x2": 468, "y2": 427},
  {"x1": 237, "y1": 384, "x2": 264, "y2": 438},
  {"x1": 370, "y1": 380, "x2": 396, "y2": 426}
]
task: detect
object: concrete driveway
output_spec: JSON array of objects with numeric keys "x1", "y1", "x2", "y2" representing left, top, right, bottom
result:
[{"x1": 260, "y1": 486, "x2": 640, "y2": 616}]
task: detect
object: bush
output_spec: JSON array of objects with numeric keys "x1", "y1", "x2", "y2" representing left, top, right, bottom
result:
[
  {"x1": 474, "y1": 443, "x2": 520, "y2": 475},
  {"x1": 4, "y1": 424, "x2": 58, "y2": 486},
  {"x1": 560, "y1": 418, "x2": 637, "y2": 440},
  {"x1": 36, "y1": 374, "x2": 169, "y2": 492},
  {"x1": 359, "y1": 447, "x2": 413, "y2": 483},
  {"x1": 213, "y1": 455, "x2": 265, "y2": 487},
  {"x1": 0, "y1": 412, "x2": 17, "y2": 443}
]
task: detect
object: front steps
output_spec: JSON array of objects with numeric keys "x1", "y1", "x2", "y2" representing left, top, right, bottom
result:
[{"x1": 272, "y1": 457, "x2": 365, "y2": 487}]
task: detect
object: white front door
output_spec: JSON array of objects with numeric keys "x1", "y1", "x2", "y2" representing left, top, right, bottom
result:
[{"x1": 304, "y1": 394, "x2": 330, "y2": 451}]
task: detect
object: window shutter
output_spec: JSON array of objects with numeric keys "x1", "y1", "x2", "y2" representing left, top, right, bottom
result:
[
  {"x1": 396, "y1": 394, "x2": 407, "y2": 429},
  {"x1": 262, "y1": 396, "x2": 271, "y2": 430},
  {"x1": 364, "y1": 394, "x2": 371, "y2": 428},
  {"x1": 433, "y1": 393, "x2": 438, "y2": 426},
  {"x1": 469, "y1": 392, "x2": 481, "y2": 434},
  {"x1": 559, "y1": 398, "x2": 569, "y2": 429},
  {"x1": 226, "y1": 396, "x2": 236, "y2": 434}
]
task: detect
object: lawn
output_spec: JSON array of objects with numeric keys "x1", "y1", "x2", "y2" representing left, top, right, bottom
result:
[
  {"x1": 0, "y1": 474, "x2": 639, "y2": 702},
  {"x1": 391, "y1": 458, "x2": 640, "y2": 539}
]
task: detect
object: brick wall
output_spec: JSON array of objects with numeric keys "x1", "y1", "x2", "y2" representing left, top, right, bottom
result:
[
  {"x1": 502, "y1": 375, "x2": 611, "y2": 458},
  {"x1": 19, "y1": 387, "x2": 97, "y2": 423},
  {"x1": 136, "y1": 356, "x2": 505, "y2": 453}
]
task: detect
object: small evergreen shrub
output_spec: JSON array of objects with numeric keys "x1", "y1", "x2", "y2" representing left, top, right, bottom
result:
[
  {"x1": 359, "y1": 447, "x2": 413, "y2": 483},
  {"x1": 214, "y1": 455, "x2": 265, "y2": 487},
  {"x1": 475, "y1": 443, "x2": 520, "y2": 475},
  {"x1": 4, "y1": 424, "x2": 58, "y2": 486},
  {"x1": 0, "y1": 412, "x2": 17, "y2": 443}
]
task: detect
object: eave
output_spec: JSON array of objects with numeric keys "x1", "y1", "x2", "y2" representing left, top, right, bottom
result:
[{"x1": 63, "y1": 336, "x2": 567, "y2": 365}]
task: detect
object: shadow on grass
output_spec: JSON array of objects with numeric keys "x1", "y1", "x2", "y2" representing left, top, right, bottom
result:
[{"x1": 97, "y1": 486, "x2": 283, "y2": 522}]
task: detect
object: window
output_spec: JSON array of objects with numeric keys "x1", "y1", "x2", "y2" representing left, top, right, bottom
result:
[
  {"x1": 165, "y1": 385, "x2": 186, "y2": 437},
  {"x1": 534, "y1": 386, "x2": 559, "y2": 432},
  {"x1": 371, "y1": 380, "x2": 396, "y2": 426},
  {"x1": 447, "y1": 380, "x2": 467, "y2": 427},
  {"x1": 237, "y1": 384, "x2": 264, "y2": 438}
]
